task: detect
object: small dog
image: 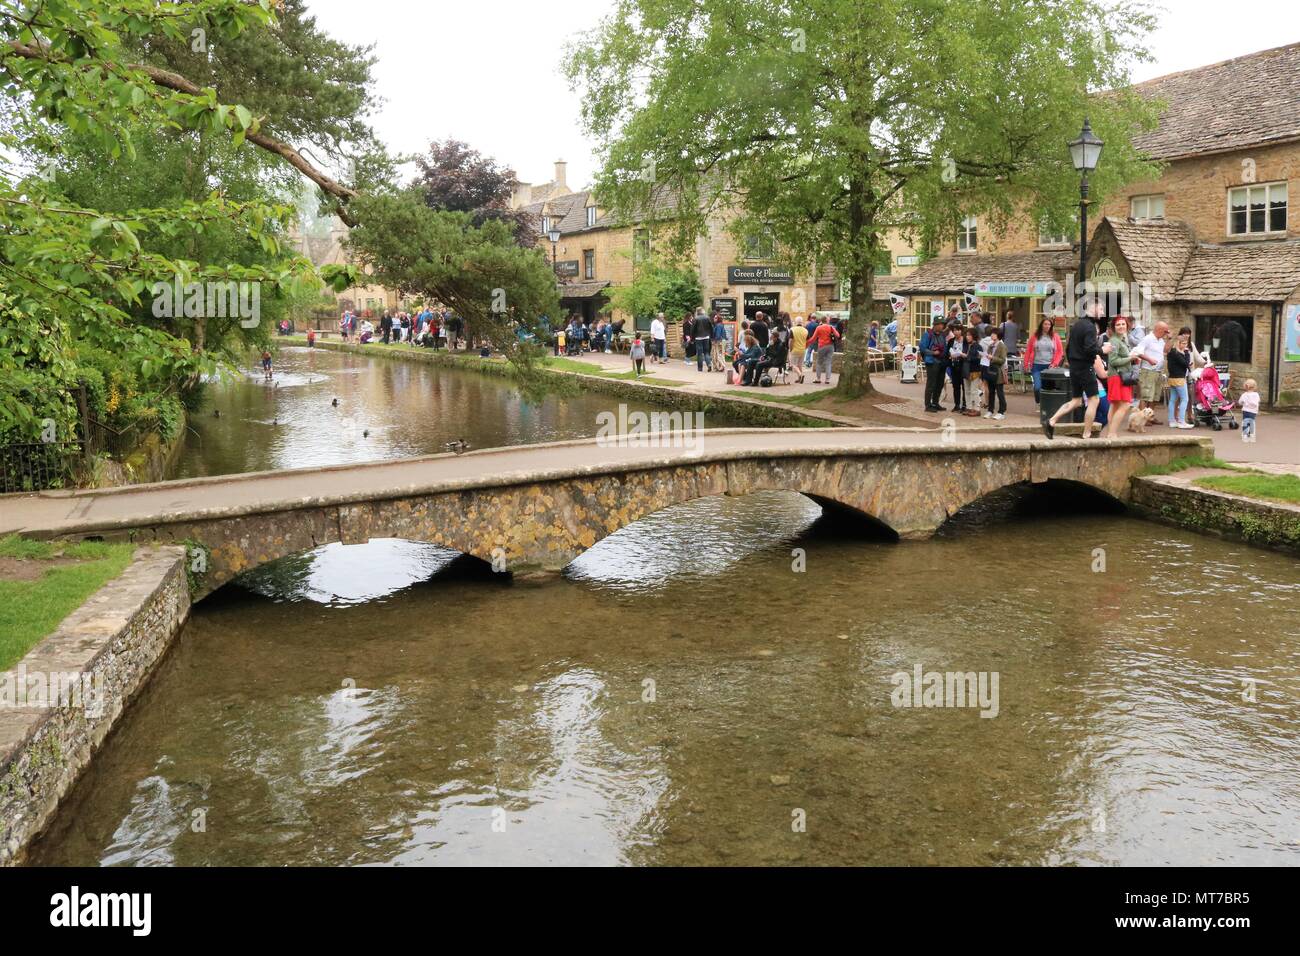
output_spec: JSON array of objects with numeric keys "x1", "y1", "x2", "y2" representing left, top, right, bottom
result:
[{"x1": 1127, "y1": 407, "x2": 1155, "y2": 433}]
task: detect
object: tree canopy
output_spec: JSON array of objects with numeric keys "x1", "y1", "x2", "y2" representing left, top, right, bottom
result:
[{"x1": 568, "y1": 0, "x2": 1163, "y2": 395}]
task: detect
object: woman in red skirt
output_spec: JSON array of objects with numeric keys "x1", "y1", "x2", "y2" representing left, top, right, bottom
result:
[{"x1": 1104, "y1": 316, "x2": 1141, "y2": 436}]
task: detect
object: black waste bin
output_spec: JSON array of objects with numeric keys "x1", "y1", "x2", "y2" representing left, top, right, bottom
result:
[{"x1": 1038, "y1": 367, "x2": 1084, "y2": 424}]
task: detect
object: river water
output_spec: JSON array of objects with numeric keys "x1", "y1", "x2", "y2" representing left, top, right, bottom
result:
[{"x1": 28, "y1": 347, "x2": 1300, "y2": 866}]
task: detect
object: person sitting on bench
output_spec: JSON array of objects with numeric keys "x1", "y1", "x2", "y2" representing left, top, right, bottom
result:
[{"x1": 739, "y1": 332, "x2": 766, "y2": 385}]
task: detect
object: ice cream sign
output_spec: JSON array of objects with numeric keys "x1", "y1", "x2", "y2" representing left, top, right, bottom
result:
[{"x1": 972, "y1": 280, "x2": 1053, "y2": 296}]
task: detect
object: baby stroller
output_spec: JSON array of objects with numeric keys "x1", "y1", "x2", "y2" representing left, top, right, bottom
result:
[{"x1": 1192, "y1": 364, "x2": 1238, "y2": 431}]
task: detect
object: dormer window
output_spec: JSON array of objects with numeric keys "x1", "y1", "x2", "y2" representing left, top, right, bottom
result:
[
  {"x1": 541, "y1": 215, "x2": 552, "y2": 234},
  {"x1": 586, "y1": 205, "x2": 597, "y2": 228}
]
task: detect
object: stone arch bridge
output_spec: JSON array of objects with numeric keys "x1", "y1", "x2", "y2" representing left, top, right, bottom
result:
[{"x1": 0, "y1": 428, "x2": 1207, "y2": 599}]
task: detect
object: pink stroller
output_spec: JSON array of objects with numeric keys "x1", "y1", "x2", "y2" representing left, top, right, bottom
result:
[{"x1": 1193, "y1": 365, "x2": 1238, "y2": 431}]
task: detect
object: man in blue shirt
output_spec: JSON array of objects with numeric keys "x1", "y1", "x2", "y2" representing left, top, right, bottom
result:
[{"x1": 920, "y1": 318, "x2": 948, "y2": 412}]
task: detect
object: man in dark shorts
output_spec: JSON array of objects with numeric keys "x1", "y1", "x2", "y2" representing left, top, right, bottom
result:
[{"x1": 1043, "y1": 305, "x2": 1110, "y2": 440}]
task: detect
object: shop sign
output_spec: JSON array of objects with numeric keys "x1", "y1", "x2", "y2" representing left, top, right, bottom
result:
[
  {"x1": 972, "y1": 280, "x2": 1053, "y2": 297},
  {"x1": 727, "y1": 265, "x2": 794, "y2": 284}
]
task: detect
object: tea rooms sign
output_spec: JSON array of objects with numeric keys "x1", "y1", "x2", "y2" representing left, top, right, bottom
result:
[{"x1": 727, "y1": 265, "x2": 794, "y2": 285}]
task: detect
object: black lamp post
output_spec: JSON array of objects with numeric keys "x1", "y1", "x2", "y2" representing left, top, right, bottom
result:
[
  {"x1": 548, "y1": 228, "x2": 561, "y2": 273},
  {"x1": 1068, "y1": 118, "x2": 1104, "y2": 300}
]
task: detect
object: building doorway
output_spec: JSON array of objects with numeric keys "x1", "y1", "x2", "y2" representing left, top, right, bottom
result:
[{"x1": 743, "y1": 292, "x2": 780, "y2": 323}]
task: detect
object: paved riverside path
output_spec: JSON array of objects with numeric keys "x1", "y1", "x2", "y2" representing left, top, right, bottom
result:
[{"x1": 0, "y1": 427, "x2": 1205, "y2": 540}]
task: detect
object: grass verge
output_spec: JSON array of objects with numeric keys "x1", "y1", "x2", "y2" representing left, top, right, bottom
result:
[
  {"x1": 0, "y1": 536, "x2": 134, "y2": 670},
  {"x1": 1139, "y1": 455, "x2": 1236, "y2": 476},
  {"x1": 1193, "y1": 473, "x2": 1300, "y2": 505}
]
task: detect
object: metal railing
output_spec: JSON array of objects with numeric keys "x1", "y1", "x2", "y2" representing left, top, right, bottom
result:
[{"x1": 0, "y1": 441, "x2": 83, "y2": 493}]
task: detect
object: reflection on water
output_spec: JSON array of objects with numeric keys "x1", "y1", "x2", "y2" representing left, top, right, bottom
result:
[
  {"x1": 175, "y1": 347, "x2": 741, "y2": 478},
  {"x1": 29, "y1": 490, "x2": 1300, "y2": 866}
]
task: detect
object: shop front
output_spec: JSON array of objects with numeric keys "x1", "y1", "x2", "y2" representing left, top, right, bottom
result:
[
  {"x1": 894, "y1": 250, "x2": 1075, "y2": 349},
  {"x1": 1086, "y1": 216, "x2": 1300, "y2": 406}
]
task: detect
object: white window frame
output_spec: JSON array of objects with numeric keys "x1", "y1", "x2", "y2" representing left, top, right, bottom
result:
[
  {"x1": 1130, "y1": 194, "x2": 1165, "y2": 221},
  {"x1": 1038, "y1": 220, "x2": 1072, "y2": 247},
  {"x1": 583, "y1": 248, "x2": 595, "y2": 279},
  {"x1": 956, "y1": 216, "x2": 977, "y2": 253},
  {"x1": 1228, "y1": 182, "x2": 1287, "y2": 236},
  {"x1": 586, "y1": 205, "x2": 597, "y2": 228},
  {"x1": 541, "y1": 215, "x2": 552, "y2": 234}
]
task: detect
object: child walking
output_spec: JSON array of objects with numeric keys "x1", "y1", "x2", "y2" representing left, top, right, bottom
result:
[
  {"x1": 630, "y1": 334, "x2": 646, "y2": 376},
  {"x1": 1239, "y1": 378, "x2": 1260, "y2": 443},
  {"x1": 260, "y1": 349, "x2": 273, "y2": 381}
]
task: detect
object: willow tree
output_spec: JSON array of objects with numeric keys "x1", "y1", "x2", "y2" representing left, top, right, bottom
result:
[{"x1": 568, "y1": 0, "x2": 1162, "y2": 396}]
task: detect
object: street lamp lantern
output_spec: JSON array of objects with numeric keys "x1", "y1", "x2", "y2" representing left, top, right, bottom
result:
[
  {"x1": 1070, "y1": 117, "x2": 1104, "y2": 299},
  {"x1": 1068, "y1": 118, "x2": 1104, "y2": 172},
  {"x1": 547, "y1": 229, "x2": 561, "y2": 244}
]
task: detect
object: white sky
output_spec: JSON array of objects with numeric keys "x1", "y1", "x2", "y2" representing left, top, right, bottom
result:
[{"x1": 303, "y1": 0, "x2": 1300, "y2": 190}]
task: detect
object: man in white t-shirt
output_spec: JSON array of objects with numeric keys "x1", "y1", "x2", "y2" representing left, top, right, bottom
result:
[
  {"x1": 650, "y1": 313, "x2": 666, "y2": 363},
  {"x1": 1135, "y1": 320, "x2": 1170, "y2": 412}
]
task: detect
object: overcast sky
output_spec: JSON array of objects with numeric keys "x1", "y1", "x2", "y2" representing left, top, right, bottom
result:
[{"x1": 303, "y1": 0, "x2": 1299, "y2": 189}]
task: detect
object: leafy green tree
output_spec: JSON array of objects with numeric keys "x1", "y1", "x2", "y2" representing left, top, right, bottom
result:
[
  {"x1": 610, "y1": 258, "x2": 702, "y2": 323},
  {"x1": 568, "y1": 0, "x2": 1162, "y2": 396},
  {"x1": 0, "y1": 0, "x2": 364, "y2": 441},
  {"x1": 344, "y1": 188, "x2": 561, "y2": 357}
]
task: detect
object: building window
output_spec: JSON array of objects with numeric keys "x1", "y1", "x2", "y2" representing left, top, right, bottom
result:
[
  {"x1": 633, "y1": 228, "x2": 650, "y2": 264},
  {"x1": 956, "y1": 216, "x2": 977, "y2": 253},
  {"x1": 583, "y1": 249, "x2": 595, "y2": 279},
  {"x1": 1195, "y1": 315, "x2": 1254, "y2": 363},
  {"x1": 541, "y1": 215, "x2": 552, "y2": 234},
  {"x1": 1131, "y1": 194, "x2": 1165, "y2": 221},
  {"x1": 744, "y1": 228, "x2": 776, "y2": 260},
  {"x1": 1228, "y1": 182, "x2": 1287, "y2": 236},
  {"x1": 1038, "y1": 220, "x2": 1072, "y2": 246},
  {"x1": 586, "y1": 205, "x2": 597, "y2": 228},
  {"x1": 911, "y1": 299, "x2": 932, "y2": 347}
]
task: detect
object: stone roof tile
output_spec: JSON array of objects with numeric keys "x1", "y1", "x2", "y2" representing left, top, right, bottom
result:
[
  {"x1": 1176, "y1": 240, "x2": 1300, "y2": 300},
  {"x1": 893, "y1": 250, "x2": 1074, "y2": 295},
  {"x1": 1106, "y1": 218, "x2": 1198, "y2": 300},
  {"x1": 1133, "y1": 42, "x2": 1300, "y2": 160}
]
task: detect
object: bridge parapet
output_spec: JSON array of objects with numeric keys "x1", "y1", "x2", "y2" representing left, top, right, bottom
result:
[{"x1": 0, "y1": 429, "x2": 1210, "y2": 599}]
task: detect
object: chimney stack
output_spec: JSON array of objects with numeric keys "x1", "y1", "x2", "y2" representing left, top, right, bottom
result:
[{"x1": 554, "y1": 160, "x2": 567, "y2": 188}]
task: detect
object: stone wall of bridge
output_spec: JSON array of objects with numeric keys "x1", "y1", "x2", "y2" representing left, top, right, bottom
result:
[{"x1": 114, "y1": 440, "x2": 1201, "y2": 600}]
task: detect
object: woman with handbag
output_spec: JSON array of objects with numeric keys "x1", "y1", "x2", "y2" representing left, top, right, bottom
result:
[
  {"x1": 981, "y1": 328, "x2": 1008, "y2": 419},
  {"x1": 1104, "y1": 316, "x2": 1142, "y2": 437}
]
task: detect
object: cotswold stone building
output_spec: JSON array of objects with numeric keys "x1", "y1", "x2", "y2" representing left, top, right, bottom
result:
[
  {"x1": 521, "y1": 175, "x2": 924, "y2": 354},
  {"x1": 523, "y1": 187, "x2": 817, "y2": 342},
  {"x1": 896, "y1": 42, "x2": 1300, "y2": 406}
]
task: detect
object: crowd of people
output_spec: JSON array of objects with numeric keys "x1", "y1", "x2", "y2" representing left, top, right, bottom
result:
[
  {"x1": 1039, "y1": 308, "x2": 1261, "y2": 441},
  {"x1": 542, "y1": 308, "x2": 852, "y2": 387},
  {"x1": 917, "y1": 306, "x2": 1023, "y2": 419},
  {"x1": 337, "y1": 307, "x2": 477, "y2": 350}
]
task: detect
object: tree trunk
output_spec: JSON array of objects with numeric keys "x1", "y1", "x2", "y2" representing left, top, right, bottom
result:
[{"x1": 834, "y1": 175, "x2": 877, "y2": 399}]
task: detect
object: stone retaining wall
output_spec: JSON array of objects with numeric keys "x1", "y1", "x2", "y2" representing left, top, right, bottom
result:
[
  {"x1": 296, "y1": 338, "x2": 839, "y2": 429},
  {"x1": 1130, "y1": 476, "x2": 1300, "y2": 554},
  {"x1": 0, "y1": 546, "x2": 190, "y2": 865}
]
